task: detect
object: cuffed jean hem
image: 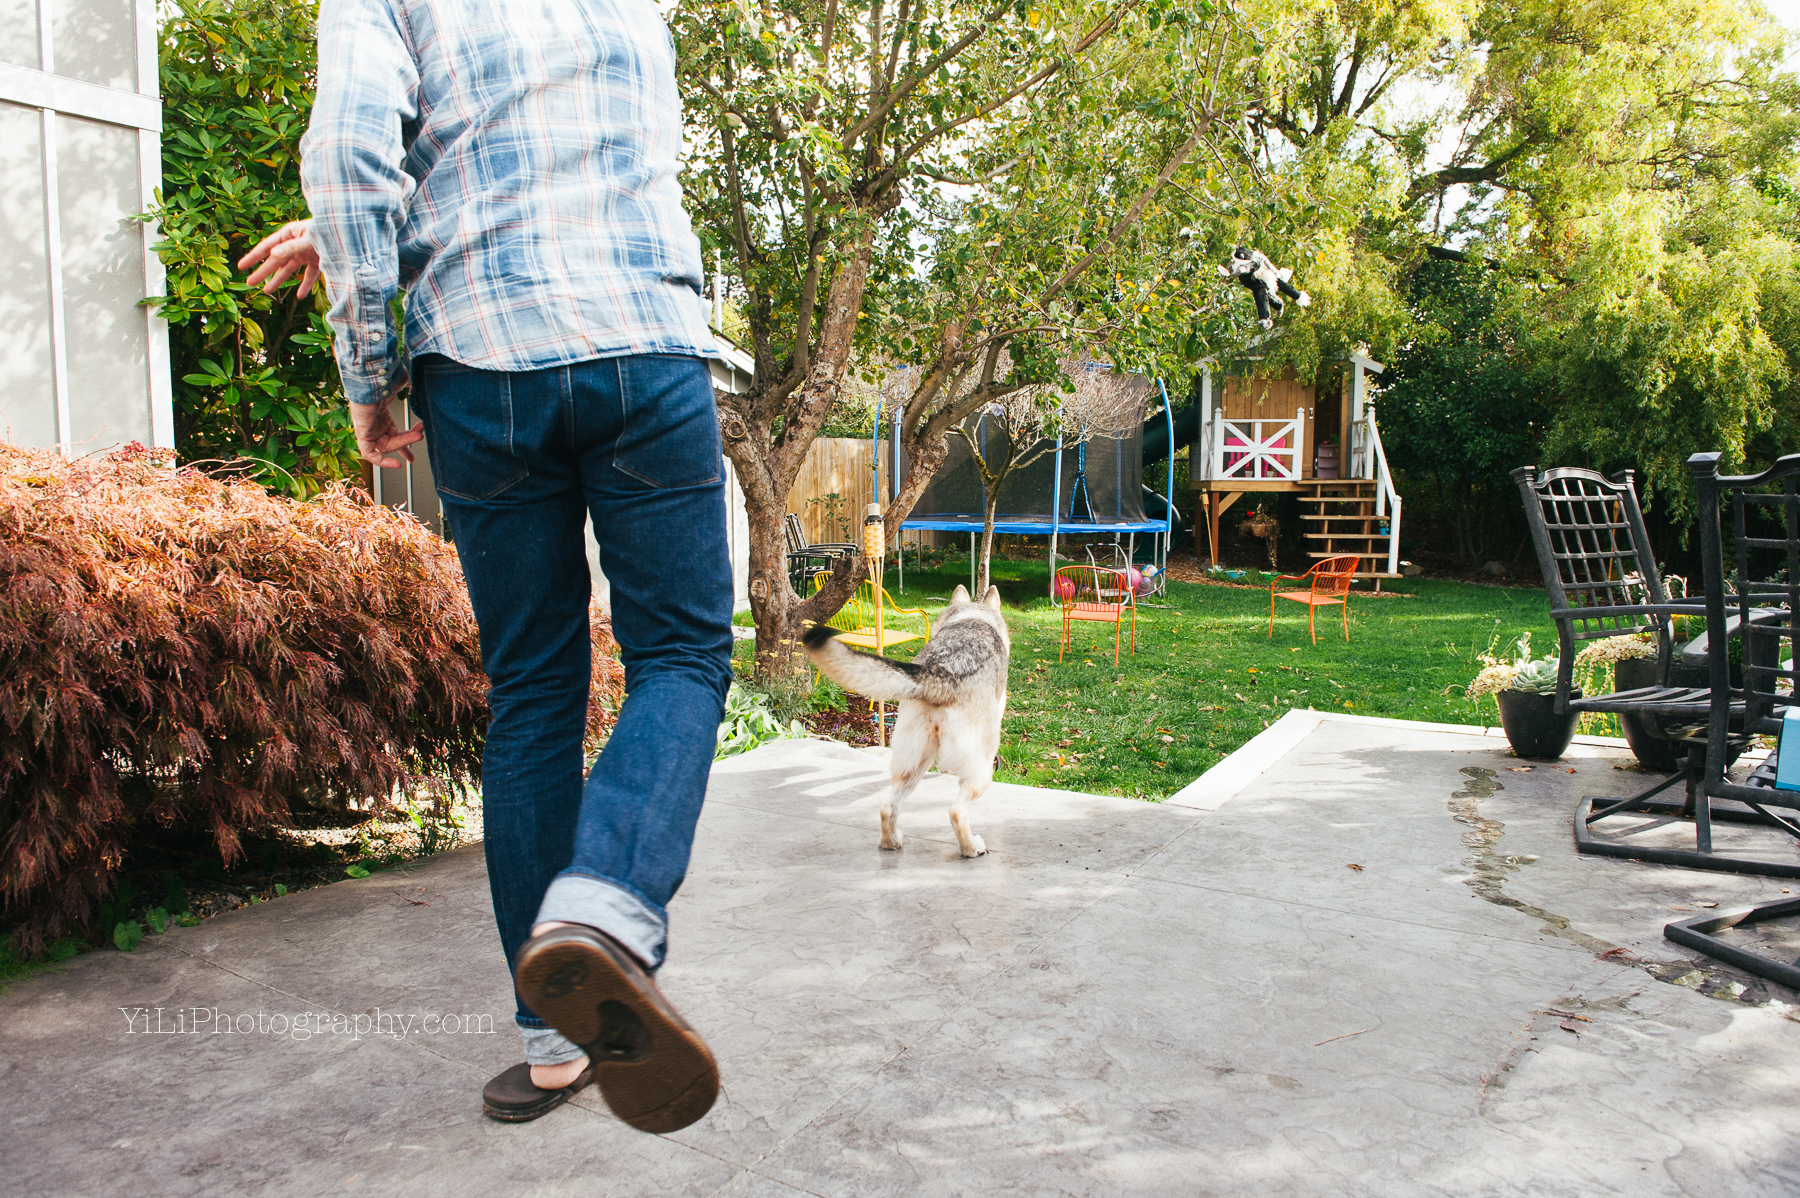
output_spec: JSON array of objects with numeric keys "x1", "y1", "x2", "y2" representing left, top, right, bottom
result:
[
  {"x1": 535, "y1": 872, "x2": 667, "y2": 971},
  {"x1": 518, "y1": 1023, "x2": 588, "y2": 1067}
]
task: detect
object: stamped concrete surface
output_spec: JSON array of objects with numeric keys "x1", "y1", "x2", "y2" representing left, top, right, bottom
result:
[{"x1": 2, "y1": 718, "x2": 1798, "y2": 1197}]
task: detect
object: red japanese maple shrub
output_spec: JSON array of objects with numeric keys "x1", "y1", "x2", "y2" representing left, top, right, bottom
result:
[{"x1": 0, "y1": 443, "x2": 623, "y2": 953}]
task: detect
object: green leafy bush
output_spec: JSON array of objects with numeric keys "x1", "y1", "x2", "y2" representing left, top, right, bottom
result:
[
  {"x1": 0, "y1": 444, "x2": 623, "y2": 954},
  {"x1": 715, "y1": 685, "x2": 806, "y2": 759},
  {"x1": 148, "y1": 0, "x2": 354, "y2": 495}
]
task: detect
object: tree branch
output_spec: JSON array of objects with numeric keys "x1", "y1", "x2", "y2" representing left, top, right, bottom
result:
[{"x1": 1039, "y1": 123, "x2": 1209, "y2": 305}]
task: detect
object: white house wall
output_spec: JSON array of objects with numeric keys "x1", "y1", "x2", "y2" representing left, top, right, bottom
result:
[{"x1": 0, "y1": 0, "x2": 169, "y2": 457}]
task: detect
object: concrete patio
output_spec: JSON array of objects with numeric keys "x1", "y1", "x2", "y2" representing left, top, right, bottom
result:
[{"x1": 3, "y1": 713, "x2": 1798, "y2": 1196}]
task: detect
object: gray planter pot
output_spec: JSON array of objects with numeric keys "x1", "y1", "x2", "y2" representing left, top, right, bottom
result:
[
  {"x1": 1613, "y1": 656, "x2": 1682, "y2": 772},
  {"x1": 1496, "y1": 689, "x2": 1581, "y2": 760}
]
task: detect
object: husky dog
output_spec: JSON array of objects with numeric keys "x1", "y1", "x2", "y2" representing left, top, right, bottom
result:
[{"x1": 803, "y1": 585, "x2": 1010, "y2": 858}]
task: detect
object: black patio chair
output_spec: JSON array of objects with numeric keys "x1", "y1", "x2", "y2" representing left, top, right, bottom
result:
[
  {"x1": 1673, "y1": 450, "x2": 1800, "y2": 876},
  {"x1": 1649, "y1": 454, "x2": 1800, "y2": 993},
  {"x1": 786, "y1": 512, "x2": 857, "y2": 594},
  {"x1": 1511, "y1": 466, "x2": 1718, "y2": 851}
]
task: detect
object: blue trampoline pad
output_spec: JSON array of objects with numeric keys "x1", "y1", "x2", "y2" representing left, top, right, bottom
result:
[{"x1": 900, "y1": 514, "x2": 1169, "y2": 535}]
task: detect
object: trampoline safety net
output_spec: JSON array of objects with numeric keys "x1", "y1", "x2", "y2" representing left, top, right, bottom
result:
[{"x1": 903, "y1": 417, "x2": 1149, "y2": 529}]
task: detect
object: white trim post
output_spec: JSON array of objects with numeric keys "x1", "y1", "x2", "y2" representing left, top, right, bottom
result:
[{"x1": 137, "y1": 0, "x2": 172, "y2": 449}]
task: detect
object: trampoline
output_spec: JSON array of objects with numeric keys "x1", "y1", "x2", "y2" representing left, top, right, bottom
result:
[{"x1": 880, "y1": 377, "x2": 1177, "y2": 596}]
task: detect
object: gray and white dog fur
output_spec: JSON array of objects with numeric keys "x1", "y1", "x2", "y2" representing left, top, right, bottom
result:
[{"x1": 802, "y1": 584, "x2": 1009, "y2": 858}]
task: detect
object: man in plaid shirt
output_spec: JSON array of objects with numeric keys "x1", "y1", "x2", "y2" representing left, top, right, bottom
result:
[{"x1": 242, "y1": 0, "x2": 731, "y2": 1132}]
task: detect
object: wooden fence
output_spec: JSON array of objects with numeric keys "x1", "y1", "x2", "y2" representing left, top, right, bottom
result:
[{"x1": 784, "y1": 437, "x2": 946, "y2": 550}]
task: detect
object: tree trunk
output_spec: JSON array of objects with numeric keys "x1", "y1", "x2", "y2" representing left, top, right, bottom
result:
[{"x1": 979, "y1": 485, "x2": 1001, "y2": 596}]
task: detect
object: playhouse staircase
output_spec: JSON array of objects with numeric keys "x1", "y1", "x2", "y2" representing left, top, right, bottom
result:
[{"x1": 1299, "y1": 481, "x2": 1402, "y2": 582}]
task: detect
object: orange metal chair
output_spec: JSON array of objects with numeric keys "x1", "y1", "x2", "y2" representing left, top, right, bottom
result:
[
  {"x1": 1268, "y1": 555, "x2": 1359, "y2": 644},
  {"x1": 1054, "y1": 565, "x2": 1136, "y2": 665}
]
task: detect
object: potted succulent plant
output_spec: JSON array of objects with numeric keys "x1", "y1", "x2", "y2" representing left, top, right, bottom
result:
[
  {"x1": 1465, "y1": 635, "x2": 1581, "y2": 759},
  {"x1": 1494, "y1": 658, "x2": 1582, "y2": 759}
]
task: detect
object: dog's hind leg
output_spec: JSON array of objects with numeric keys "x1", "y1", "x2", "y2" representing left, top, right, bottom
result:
[
  {"x1": 948, "y1": 772, "x2": 991, "y2": 858},
  {"x1": 881, "y1": 711, "x2": 933, "y2": 851}
]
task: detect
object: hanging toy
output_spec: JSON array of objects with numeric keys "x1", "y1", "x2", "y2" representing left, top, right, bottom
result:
[{"x1": 1218, "y1": 245, "x2": 1311, "y2": 330}]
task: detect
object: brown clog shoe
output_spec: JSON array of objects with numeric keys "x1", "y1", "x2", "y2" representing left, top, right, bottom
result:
[
  {"x1": 513, "y1": 925, "x2": 719, "y2": 1134},
  {"x1": 481, "y1": 1061, "x2": 594, "y2": 1123}
]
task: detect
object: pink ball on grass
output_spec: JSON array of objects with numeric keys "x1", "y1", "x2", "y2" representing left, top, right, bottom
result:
[{"x1": 1051, "y1": 576, "x2": 1076, "y2": 600}]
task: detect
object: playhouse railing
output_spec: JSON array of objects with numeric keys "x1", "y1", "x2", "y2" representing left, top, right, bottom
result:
[
  {"x1": 1206, "y1": 407, "x2": 1305, "y2": 482},
  {"x1": 1361, "y1": 404, "x2": 1403, "y2": 574}
]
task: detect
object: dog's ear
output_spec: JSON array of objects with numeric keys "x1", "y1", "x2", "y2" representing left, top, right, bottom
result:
[
  {"x1": 951, "y1": 584, "x2": 970, "y2": 603},
  {"x1": 982, "y1": 585, "x2": 1002, "y2": 610}
]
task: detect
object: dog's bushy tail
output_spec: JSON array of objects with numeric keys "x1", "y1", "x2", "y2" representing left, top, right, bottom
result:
[{"x1": 803, "y1": 623, "x2": 940, "y2": 703}]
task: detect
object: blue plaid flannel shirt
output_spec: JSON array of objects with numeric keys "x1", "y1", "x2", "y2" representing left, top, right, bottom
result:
[{"x1": 300, "y1": 0, "x2": 716, "y2": 405}]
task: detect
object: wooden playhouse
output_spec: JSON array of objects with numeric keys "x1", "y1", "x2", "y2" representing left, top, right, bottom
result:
[{"x1": 1190, "y1": 352, "x2": 1403, "y2": 582}]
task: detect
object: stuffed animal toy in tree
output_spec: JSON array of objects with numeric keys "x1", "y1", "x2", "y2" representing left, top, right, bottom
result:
[{"x1": 1218, "y1": 245, "x2": 1311, "y2": 329}]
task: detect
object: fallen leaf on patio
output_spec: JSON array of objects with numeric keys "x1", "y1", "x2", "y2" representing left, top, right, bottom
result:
[
  {"x1": 1695, "y1": 901, "x2": 1719, "y2": 908},
  {"x1": 1508, "y1": 766, "x2": 1534, "y2": 772},
  {"x1": 1565, "y1": 768, "x2": 1577, "y2": 774},
  {"x1": 1346, "y1": 863, "x2": 1363, "y2": 871},
  {"x1": 1559, "y1": 1020, "x2": 1580, "y2": 1034}
]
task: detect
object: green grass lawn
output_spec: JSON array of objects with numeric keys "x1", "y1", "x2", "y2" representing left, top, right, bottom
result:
[{"x1": 750, "y1": 553, "x2": 1563, "y2": 801}]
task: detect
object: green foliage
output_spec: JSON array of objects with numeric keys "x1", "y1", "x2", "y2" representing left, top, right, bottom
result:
[
  {"x1": 715, "y1": 684, "x2": 806, "y2": 759},
  {"x1": 1381, "y1": 259, "x2": 1546, "y2": 562},
  {"x1": 1541, "y1": 223, "x2": 1799, "y2": 523},
  {"x1": 344, "y1": 865, "x2": 372, "y2": 879},
  {"x1": 148, "y1": 0, "x2": 355, "y2": 495},
  {"x1": 112, "y1": 921, "x2": 144, "y2": 952}
]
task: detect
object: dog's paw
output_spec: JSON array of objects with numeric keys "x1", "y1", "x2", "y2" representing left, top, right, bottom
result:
[
  {"x1": 880, "y1": 832, "x2": 905, "y2": 851},
  {"x1": 961, "y1": 836, "x2": 987, "y2": 858},
  {"x1": 1258, "y1": 317, "x2": 1274, "y2": 329},
  {"x1": 1296, "y1": 291, "x2": 1312, "y2": 307}
]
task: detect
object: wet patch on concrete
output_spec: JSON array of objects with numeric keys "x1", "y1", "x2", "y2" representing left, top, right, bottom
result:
[{"x1": 1449, "y1": 765, "x2": 1776, "y2": 1005}]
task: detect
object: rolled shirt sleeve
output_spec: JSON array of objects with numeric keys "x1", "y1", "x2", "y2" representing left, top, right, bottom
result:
[{"x1": 300, "y1": 0, "x2": 420, "y2": 406}]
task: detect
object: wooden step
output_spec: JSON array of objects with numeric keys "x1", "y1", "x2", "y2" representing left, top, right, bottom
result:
[
  {"x1": 1303, "y1": 532, "x2": 1386, "y2": 541},
  {"x1": 1303, "y1": 514, "x2": 1385, "y2": 521}
]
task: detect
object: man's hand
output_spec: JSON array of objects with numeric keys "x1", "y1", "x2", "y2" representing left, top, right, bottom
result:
[
  {"x1": 351, "y1": 394, "x2": 426, "y2": 470},
  {"x1": 239, "y1": 220, "x2": 322, "y2": 297}
]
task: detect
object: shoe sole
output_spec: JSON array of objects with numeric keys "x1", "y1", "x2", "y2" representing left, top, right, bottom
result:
[
  {"x1": 483, "y1": 1087, "x2": 577, "y2": 1122},
  {"x1": 515, "y1": 932, "x2": 719, "y2": 1134}
]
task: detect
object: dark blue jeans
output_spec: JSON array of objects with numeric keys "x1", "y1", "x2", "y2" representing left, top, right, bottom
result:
[{"x1": 413, "y1": 352, "x2": 733, "y2": 1044}]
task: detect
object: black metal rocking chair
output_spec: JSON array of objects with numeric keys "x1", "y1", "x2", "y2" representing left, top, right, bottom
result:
[
  {"x1": 1670, "y1": 451, "x2": 1800, "y2": 877},
  {"x1": 1655, "y1": 454, "x2": 1800, "y2": 993},
  {"x1": 1511, "y1": 466, "x2": 1720, "y2": 861},
  {"x1": 785, "y1": 512, "x2": 857, "y2": 594}
]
